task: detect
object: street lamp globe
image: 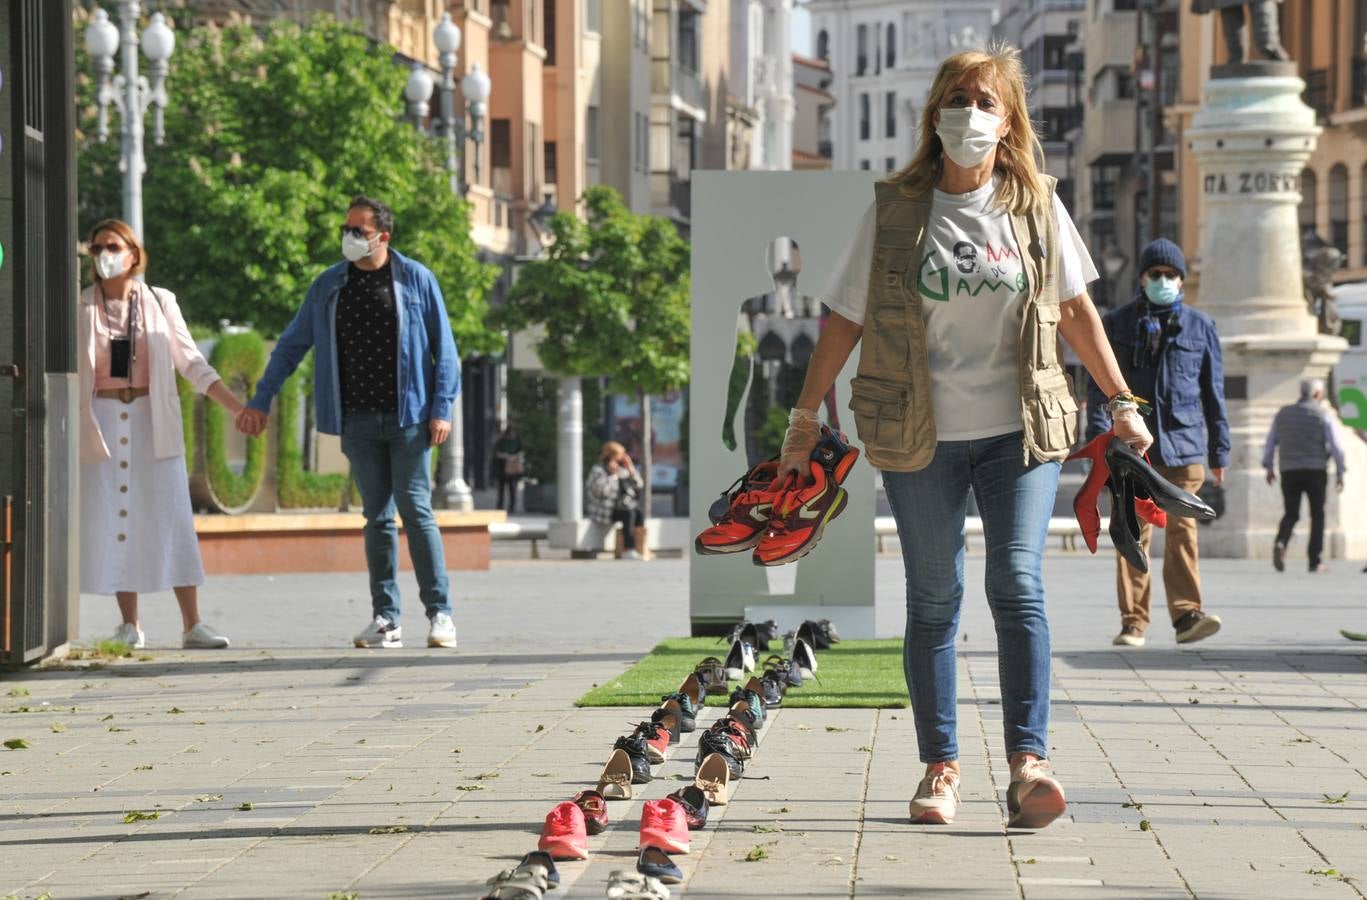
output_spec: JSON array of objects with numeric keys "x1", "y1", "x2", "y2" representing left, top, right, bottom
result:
[
  {"x1": 434, "y1": 12, "x2": 462, "y2": 56},
  {"x1": 141, "y1": 12, "x2": 175, "y2": 62},
  {"x1": 85, "y1": 8, "x2": 120, "y2": 62},
  {"x1": 405, "y1": 63, "x2": 435, "y2": 105},
  {"x1": 461, "y1": 63, "x2": 492, "y2": 104}
]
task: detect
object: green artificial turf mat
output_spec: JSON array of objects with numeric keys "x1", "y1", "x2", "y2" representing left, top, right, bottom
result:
[{"x1": 576, "y1": 637, "x2": 909, "y2": 709}]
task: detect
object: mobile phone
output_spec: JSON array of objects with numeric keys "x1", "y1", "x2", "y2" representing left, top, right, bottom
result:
[{"x1": 110, "y1": 338, "x2": 131, "y2": 379}]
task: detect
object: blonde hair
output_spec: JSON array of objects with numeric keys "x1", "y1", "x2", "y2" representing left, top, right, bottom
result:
[
  {"x1": 601, "y1": 441, "x2": 626, "y2": 462},
  {"x1": 888, "y1": 42, "x2": 1049, "y2": 216},
  {"x1": 87, "y1": 218, "x2": 149, "y2": 282}
]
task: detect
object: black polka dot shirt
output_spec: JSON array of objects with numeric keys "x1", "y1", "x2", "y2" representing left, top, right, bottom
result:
[{"x1": 336, "y1": 260, "x2": 400, "y2": 414}]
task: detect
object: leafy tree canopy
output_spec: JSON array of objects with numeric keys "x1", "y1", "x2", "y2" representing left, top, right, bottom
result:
[
  {"x1": 75, "y1": 12, "x2": 500, "y2": 353},
  {"x1": 493, "y1": 185, "x2": 690, "y2": 396}
]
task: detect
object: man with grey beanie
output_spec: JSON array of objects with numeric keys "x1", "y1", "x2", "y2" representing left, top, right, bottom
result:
[{"x1": 1263, "y1": 378, "x2": 1347, "y2": 573}]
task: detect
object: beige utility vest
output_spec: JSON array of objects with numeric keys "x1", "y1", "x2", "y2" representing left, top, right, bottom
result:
[{"x1": 847, "y1": 174, "x2": 1079, "y2": 471}]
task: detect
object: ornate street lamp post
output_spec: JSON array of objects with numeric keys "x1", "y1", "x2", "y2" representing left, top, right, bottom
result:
[
  {"x1": 86, "y1": 3, "x2": 175, "y2": 242},
  {"x1": 404, "y1": 13, "x2": 494, "y2": 510}
]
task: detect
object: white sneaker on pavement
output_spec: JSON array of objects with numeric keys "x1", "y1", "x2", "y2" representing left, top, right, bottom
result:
[
  {"x1": 182, "y1": 622, "x2": 230, "y2": 649},
  {"x1": 619, "y1": 549, "x2": 643, "y2": 560},
  {"x1": 428, "y1": 613, "x2": 458, "y2": 648},
  {"x1": 908, "y1": 763, "x2": 960, "y2": 824},
  {"x1": 354, "y1": 616, "x2": 402, "y2": 649},
  {"x1": 112, "y1": 622, "x2": 145, "y2": 650}
]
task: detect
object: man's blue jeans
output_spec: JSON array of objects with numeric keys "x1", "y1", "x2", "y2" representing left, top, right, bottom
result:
[
  {"x1": 340, "y1": 411, "x2": 451, "y2": 625},
  {"x1": 882, "y1": 431, "x2": 1060, "y2": 763}
]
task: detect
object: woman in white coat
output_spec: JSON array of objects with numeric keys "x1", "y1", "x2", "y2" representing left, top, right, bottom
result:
[{"x1": 79, "y1": 218, "x2": 242, "y2": 649}]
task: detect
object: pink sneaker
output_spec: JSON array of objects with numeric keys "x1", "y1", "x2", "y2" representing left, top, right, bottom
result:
[
  {"x1": 1007, "y1": 758, "x2": 1067, "y2": 829},
  {"x1": 908, "y1": 763, "x2": 960, "y2": 824}
]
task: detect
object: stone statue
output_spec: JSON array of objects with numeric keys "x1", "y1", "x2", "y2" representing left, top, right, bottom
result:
[
  {"x1": 1302, "y1": 230, "x2": 1344, "y2": 336},
  {"x1": 1191, "y1": 1, "x2": 1290, "y2": 63}
]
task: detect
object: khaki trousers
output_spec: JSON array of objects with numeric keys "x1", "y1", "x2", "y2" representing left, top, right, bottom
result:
[{"x1": 1116, "y1": 463, "x2": 1205, "y2": 631}]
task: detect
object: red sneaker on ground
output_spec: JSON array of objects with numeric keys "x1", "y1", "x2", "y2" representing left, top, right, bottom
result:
[
  {"x1": 695, "y1": 463, "x2": 786, "y2": 555},
  {"x1": 639, "y1": 798, "x2": 690, "y2": 854},
  {"x1": 643, "y1": 722, "x2": 670, "y2": 764},
  {"x1": 538, "y1": 800, "x2": 589, "y2": 860},
  {"x1": 753, "y1": 461, "x2": 848, "y2": 566}
]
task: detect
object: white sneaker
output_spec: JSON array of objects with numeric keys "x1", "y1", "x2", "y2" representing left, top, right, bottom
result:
[
  {"x1": 183, "y1": 622, "x2": 230, "y2": 649},
  {"x1": 428, "y1": 612, "x2": 458, "y2": 648},
  {"x1": 354, "y1": 616, "x2": 402, "y2": 649},
  {"x1": 908, "y1": 763, "x2": 960, "y2": 824},
  {"x1": 112, "y1": 622, "x2": 145, "y2": 650},
  {"x1": 620, "y1": 549, "x2": 643, "y2": 560}
]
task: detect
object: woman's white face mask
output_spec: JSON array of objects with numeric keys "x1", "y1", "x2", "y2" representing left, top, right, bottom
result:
[
  {"x1": 936, "y1": 107, "x2": 1004, "y2": 169},
  {"x1": 95, "y1": 250, "x2": 130, "y2": 280}
]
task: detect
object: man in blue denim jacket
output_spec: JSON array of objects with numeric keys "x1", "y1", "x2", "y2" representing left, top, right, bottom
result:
[
  {"x1": 1085, "y1": 238, "x2": 1230, "y2": 648},
  {"x1": 238, "y1": 196, "x2": 461, "y2": 650}
]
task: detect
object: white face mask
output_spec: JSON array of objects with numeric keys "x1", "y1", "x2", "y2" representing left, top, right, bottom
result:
[
  {"x1": 95, "y1": 250, "x2": 129, "y2": 280},
  {"x1": 936, "y1": 107, "x2": 1004, "y2": 169},
  {"x1": 341, "y1": 232, "x2": 379, "y2": 262}
]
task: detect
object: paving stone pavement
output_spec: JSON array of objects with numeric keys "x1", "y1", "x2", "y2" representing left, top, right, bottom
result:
[{"x1": 0, "y1": 552, "x2": 1364, "y2": 899}]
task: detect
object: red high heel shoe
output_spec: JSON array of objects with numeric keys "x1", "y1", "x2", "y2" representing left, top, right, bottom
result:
[{"x1": 1068, "y1": 431, "x2": 1168, "y2": 554}]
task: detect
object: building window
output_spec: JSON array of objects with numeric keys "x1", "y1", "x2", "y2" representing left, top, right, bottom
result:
[
  {"x1": 856, "y1": 24, "x2": 868, "y2": 76},
  {"x1": 860, "y1": 92, "x2": 870, "y2": 141},
  {"x1": 859, "y1": 159, "x2": 871, "y2": 170},
  {"x1": 1330, "y1": 163, "x2": 1349, "y2": 256},
  {"x1": 885, "y1": 91, "x2": 896, "y2": 139},
  {"x1": 543, "y1": 0, "x2": 556, "y2": 64},
  {"x1": 1092, "y1": 165, "x2": 1119, "y2": 210},
  {"x1": 885, "y1": 156, "x2": 896, "y2": 172},
  {"x1": 886, "y1": 23, "x2": 895, "y2": 68},
  {"x1": 817, "y1": 29, "x2": 829, "y2": 61},
  {"x1": 544, "y1": 141, "x2": 557, "y2": 189},
  {"x1": 491, "y1": 118, "x2": 512, "y2": 194},
  {"x1": 1299, "y1": 168, "x2": 1317, "y2": 235},
  {"x1": 586, "y1": 105, "x2": 601, "y2": 162},
  {"x1": 586, "y1": 0, "x2": 601, "y2": 34},
  {"x1": 679, "y1": 10, "x2": 699, "y2": 72}
]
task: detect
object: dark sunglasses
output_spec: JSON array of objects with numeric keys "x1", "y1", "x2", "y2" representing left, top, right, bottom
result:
[
  {"x1": 1146, "y1": 268, "x2": 1180, "y2": 280},
  {"x1": 339, "y1": 225, "x2": 375, "y2": 240},
  {"x1": 89, "y1": 242, "x2": 128, "y2": 254}
]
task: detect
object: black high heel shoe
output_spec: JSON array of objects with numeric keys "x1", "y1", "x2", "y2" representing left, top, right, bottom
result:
[
  {"x1": 1108, "y1": 469, "x2": 1150, "y2": 574},
  {"x1": 1104, "y1": 439, "x2": 1216, "y2": 521}
]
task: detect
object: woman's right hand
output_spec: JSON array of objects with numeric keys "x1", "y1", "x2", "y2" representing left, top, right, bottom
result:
[{"x1": 778, "y1": 407, "x2": 821, "y2": 484}]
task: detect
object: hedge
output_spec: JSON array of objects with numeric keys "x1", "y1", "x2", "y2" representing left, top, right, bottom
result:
[
  {"x1": 276, "y1": 354, "x2": 351, "y2": 509},
  {"x1": 201, "y1": 332, "x2": 268, "y2": 512}
]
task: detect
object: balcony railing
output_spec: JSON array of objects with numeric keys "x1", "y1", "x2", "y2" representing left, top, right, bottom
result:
[
  {"x1": 652, "y1": 59, "x2": 705, "y2": 114},
  {"x1": 1304, "y1": 68, "x2": 1331, "y2": 120}
]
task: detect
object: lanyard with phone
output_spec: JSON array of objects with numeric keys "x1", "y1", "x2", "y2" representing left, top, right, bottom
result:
[{"x1": 99, "y1": 284, "x2": 139, "y2": 380}]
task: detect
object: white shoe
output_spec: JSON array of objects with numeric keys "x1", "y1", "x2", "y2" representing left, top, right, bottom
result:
[
  {"x1": 183, "y1": 622, "x2": 230, "y2": 649},
  {"x1": 354, "y1": 616, "x2": 402, "y2": 649},
  {"x1": 1112, "y1": 627, "x2": 1145, "y2": 647},
  {"x1": 908, "y1": 763, "x2": 960, "y2": 824},
  {"x1": 723, "y1": 639, "x2": 755, "y2": 680},
  {"x1": 620, "y1": 549, "x2": 643, "y2": 560},
  {"x1": 428, "y1": 612, "x2": 458, "y2": 648},
  {"x1": 112, "y1": 622, "x2": 145, "y2": 650}
]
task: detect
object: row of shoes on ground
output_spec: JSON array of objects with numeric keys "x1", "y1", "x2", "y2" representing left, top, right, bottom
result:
[{"x1": 695, "y1": 426, "x2": 859, "y2": 566}]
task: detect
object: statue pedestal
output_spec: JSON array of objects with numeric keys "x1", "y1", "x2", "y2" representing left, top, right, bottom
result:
[{"x1": 1188, "y1": 73, "x2": 1367, "y2": 560}]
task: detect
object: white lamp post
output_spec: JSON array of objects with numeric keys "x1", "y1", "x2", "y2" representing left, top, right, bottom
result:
[
  {"x1": 86, "y1": 4, "x2": 175, "y2": 242},
  {"x1": 402, "y1": 14, "x2": 496, "y2": 511}
]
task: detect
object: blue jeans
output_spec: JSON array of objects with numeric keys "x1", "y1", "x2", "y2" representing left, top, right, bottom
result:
[
  {"x1": 882, "y1": 431, "x2": 1060, "y2": 763},
  {"x1": 341, "y1": 411, "x2": 451, "y2": 625}
]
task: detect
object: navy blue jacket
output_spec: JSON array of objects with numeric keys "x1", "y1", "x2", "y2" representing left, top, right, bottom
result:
[
  {"x1": 1085, "y1": 299, "x2": 1231, "y2": 469},
  {"x1": 248, "y1": 249, "x2": 459, "y2": 435}
]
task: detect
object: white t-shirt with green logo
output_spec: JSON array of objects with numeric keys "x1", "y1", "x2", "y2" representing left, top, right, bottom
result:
[{"x1": 822, "y1": 178, "x2": 1097, "y2": 441}]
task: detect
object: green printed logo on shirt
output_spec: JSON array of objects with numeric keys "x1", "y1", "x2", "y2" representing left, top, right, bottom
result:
[{"x1": 917, "y1": 243, "x2": 1027, "y2": 303}]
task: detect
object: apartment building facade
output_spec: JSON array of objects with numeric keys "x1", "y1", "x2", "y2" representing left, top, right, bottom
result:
[
  {"x1": 793, "y1": 52, "x2": 835, "y2": 170},
  {"x1": 730, "y1": 0, "x2": 795, "y2": 170},
  {"x1": 807, "y1": 0, "x2": 1000, "y2": 174}
]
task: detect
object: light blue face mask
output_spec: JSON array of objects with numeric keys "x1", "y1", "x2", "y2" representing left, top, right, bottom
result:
[{"x1": 1144, "y1": 276, "x2": 1181, "y2": 306}]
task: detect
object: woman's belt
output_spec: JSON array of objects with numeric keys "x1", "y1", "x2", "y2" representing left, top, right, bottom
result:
[{"x1": 94, "y1": 387, "x2": 150, "y2": 403}]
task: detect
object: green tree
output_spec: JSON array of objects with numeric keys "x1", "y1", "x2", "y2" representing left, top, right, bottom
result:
[
  {"x1": 493, "y1": 185, "x2": 690, "y2": 508},
  {"x1": 74, "y1": 12, "x2": 499, "y2": 350}
]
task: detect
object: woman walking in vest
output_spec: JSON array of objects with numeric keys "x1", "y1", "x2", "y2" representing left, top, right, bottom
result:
[
  {"x1": 79, "y1": 219, "x2": 241, "y2": 650},
  {"x1": 776, "y1": 45, "x2": 1151, "y2": 828}
]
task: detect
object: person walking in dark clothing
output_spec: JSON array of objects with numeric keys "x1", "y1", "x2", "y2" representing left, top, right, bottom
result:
[
  {"x1": 493, "y1": 424, "x2": 525, "y2": 513},
  {"x1": 1263, "y1": 378, "x2": 1347, "y2": 573}
]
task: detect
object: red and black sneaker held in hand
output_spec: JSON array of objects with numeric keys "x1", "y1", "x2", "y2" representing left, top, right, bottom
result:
[
  {"x1": 753, "y1": 461, "x2": 848, "y2": 567},
  {"x1": 812, "y1": 424, "x2": 860, "y2": 485},
  {"x1": 695, "y1": 466, "x2": 788, "y2": 556}
]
